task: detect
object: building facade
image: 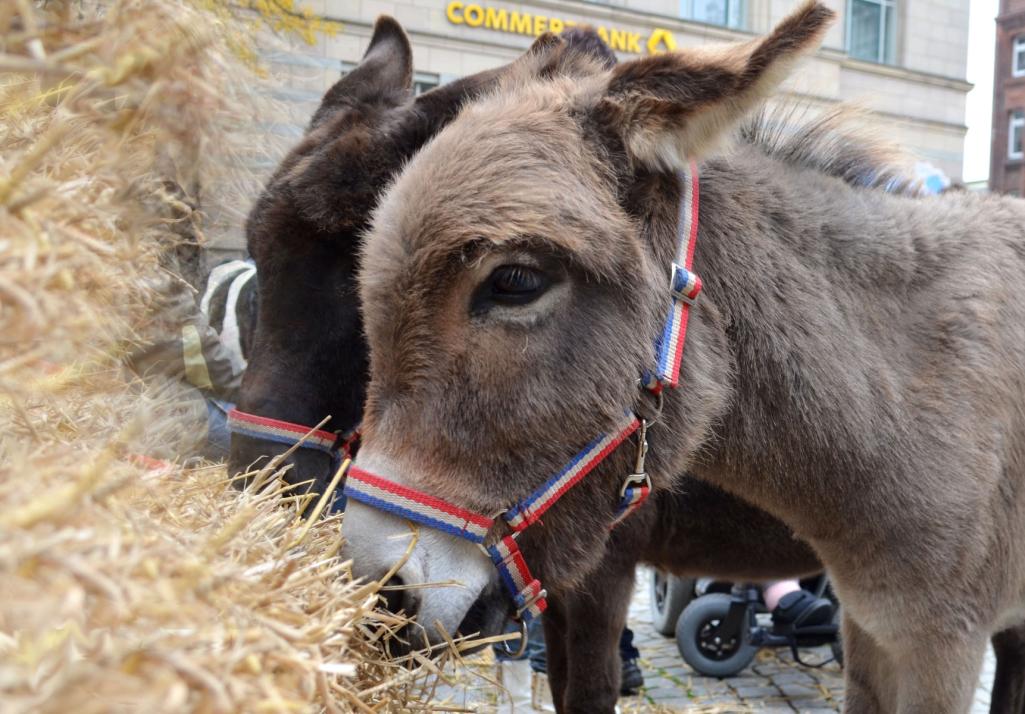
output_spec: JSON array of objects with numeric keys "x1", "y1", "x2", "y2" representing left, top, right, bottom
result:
[
  {"x1": 297, "y1": 0, "x2": 968, "y2": 171},
  {"x1": 991, "y1": 0, "x2": 1025, "y2": 194},
  {"x1": 212, "y1": 1, "x2": 970, "y2": 252}
]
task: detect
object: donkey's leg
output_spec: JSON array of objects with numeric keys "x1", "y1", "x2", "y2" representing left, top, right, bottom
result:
[
  {"x1": 542, "y1": 597, "x2": 571, "y2": 712},
  {"x1": 842, "y1": 614, "x2": 896, "y2": 713},
  {"x1": 990, "y1": 624, "x2": 1025, "y2": 714},
  {"x1": 559, "y1": 563, "x2": 637, "y2": 713},
  {"x1": 890, "y1": 632, "x2": 988, "y2": 714}
]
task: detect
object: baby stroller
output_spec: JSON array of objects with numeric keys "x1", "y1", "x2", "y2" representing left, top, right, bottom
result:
[{"x1": 649, "y1": 571, "x2": 843, "y2": 677}]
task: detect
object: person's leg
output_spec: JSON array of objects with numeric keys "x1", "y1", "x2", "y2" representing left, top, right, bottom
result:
[
  {"x1": 763, "y1": 579, "x2": 801, "y2": 611},
  {"x1": 618, "y1": 627, "x2": 643, "y2": 693},
  {"x1": 764, "y1": 578, "x2": 833, "y2": 632},
  {"x1": 527, "y1": 617, "x2": 547, "y2": 674},
  {"x1": 201, "y1": 397, "x2": 233, "y2": 461}
]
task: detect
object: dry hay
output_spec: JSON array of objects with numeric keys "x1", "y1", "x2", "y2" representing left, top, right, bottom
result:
[{"x1": 0, "y1": 1, "x2": 500, "y2": 710}]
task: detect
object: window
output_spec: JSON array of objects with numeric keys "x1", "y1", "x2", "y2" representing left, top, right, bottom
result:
[
  {"x1": 1010, "y1": 111, "x2": 1024, "y2": 160},
  {"x1": 413, "y1": 71, "x2": 440, "y2": 96},
  {"x1": 1014, "y1": 36, "x2": 1025, "y2": 78},
  {"x1": 680, "y1": 0, "x2": 745, "y2": 29},
  {"x1": 847, "y1": 0, "x2": 896, "y2": 65}
]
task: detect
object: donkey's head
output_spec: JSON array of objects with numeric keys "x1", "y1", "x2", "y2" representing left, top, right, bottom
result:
[
  {"x1": 344, "y1": 2, "x2": 833, "y2": 645},
  {"x1": 229, "y1": 17, "x2": 615, "y2": 496}
]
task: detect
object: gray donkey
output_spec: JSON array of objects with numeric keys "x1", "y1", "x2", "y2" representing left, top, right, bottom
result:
[{"x1": 340, "y1": 2, "x2": 1025, "y2": 711}]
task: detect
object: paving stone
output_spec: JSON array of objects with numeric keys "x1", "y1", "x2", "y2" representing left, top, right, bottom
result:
[
  {"x1": 654, "y1": 697, "x2": 699, "y2": 710},
  {"x1": 731, "y1": 675, "x2": 768, "y2": 687},
  {"x1": 734, "y1": 685, "x2": 783, "y2": 699},
  {"x1": 777, "y1": 683, "x2": 820, "y2": 700},
  {"x1": 645, "y1": 685, "x2": 688, "y2": 699},
  {"x1": 647, "y1": 654, "x2": 685, "y2": 668},
  {"x1": 771, "y1": 670, "x2": 817, "y2": 686}
]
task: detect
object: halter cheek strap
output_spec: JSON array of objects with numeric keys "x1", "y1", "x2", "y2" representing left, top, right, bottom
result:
[{"x1": 643, "y1": 161, "x2": 701, "y2": 394}]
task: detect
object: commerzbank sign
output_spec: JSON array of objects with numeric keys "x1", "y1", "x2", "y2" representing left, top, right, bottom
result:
[{"x1": 445, "y1": 1, "x2": 678, "y2": 55}]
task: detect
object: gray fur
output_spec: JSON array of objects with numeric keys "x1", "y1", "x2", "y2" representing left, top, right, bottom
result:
[{"x1": 346, "y1": 3, "x2": 1025, "y2": 712}]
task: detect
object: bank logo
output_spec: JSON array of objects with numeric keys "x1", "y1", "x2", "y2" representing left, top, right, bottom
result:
[
  {"x1": 646, "y1": 28, "x2": 676, "y2": 54},
  {"x1": 445, "y1": 1, "x2": 676, "y2": 56}
]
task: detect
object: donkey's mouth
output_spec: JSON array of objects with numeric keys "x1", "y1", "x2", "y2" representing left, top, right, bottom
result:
[
  {"x1": 381, "y1": 581, "x2": 508, "y2": 660},
  {"x1": 451, "y1": 582, "x2": 508, "y2": 654}
]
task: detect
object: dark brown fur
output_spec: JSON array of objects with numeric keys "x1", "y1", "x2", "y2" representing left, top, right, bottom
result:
[{"x1": 344, "y1": 3, "x2": 1025, "y2": 712}]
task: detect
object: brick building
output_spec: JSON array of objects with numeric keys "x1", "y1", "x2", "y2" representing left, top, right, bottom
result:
[
  {"x1": 991, "y1": 0, "x2": 1025, "y2": 194},
  {"x1": 210, "y1": 0, "x2": 973, "y2": 253}
]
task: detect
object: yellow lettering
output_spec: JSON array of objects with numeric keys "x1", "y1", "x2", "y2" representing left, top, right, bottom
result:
[
  {"x1": 485, "y1": 7, "x2": 508, "y2": 31},
  {"x1": 510, "y1": 11, "x2": 531, "y2": 34},
  {"x1": 464, "y1": 3, "x2": 484, "y2": 27},
  {"x1": 447, "y1": 5, "x2": 650, "y2": 54},
  {"x1": 446, "y1": 0, "x2": 464, "y2": 24},
  {"x1": 610, "y1": 29, "x2": 628, "y2": 52}
]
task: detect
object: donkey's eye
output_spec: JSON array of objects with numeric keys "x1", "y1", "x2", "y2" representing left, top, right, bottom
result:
[{"x1": 486, "y1": 265, "x2": 549, "y2": 305}]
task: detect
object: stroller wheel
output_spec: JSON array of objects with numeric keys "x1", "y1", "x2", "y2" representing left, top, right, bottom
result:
[
  {"x1": 649, "y1": 570, "x2": 695, "y2": 636},
  {"x1": 676, "y1": 593, "x2": 758, "y2": 677}
]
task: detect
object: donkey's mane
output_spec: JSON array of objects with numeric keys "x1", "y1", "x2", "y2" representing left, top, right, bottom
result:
[{"x1": 740, "y1": 104, "x2": 921, "y2": 196}]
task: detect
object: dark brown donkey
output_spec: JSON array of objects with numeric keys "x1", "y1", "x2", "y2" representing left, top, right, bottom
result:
[{"x1": 341, "y1": 2, "x2": 1025, "y2": 712}]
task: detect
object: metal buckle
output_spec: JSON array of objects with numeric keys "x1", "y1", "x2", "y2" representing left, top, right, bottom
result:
[
  {"x1": 670, "y1": 262, "x2": 700, "y2": 305},
  {"x1": 476, "y1": 512, "x2": 520, "y2": 557},
  {"x1": 514, "y1": 587, "x2": 548, "y2": 620}
]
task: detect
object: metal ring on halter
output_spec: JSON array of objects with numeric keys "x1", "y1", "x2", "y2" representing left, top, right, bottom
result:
[
  {"x1": 635, "y1": 385, "x2": 664, "y2": 427},
  {"x1": 500, "y1": 616, "x2": 530, "y2": 658},
  {"x1": 475, "y1": 510, "x2": 521, "y2": 558}
]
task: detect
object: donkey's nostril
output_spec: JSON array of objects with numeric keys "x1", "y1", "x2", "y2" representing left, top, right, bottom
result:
[{"x1": 381, "y1": 576, "x2": 407, "y2": 615}]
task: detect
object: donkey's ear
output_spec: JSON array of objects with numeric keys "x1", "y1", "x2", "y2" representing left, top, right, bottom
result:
[
  {"x1": 409, "y1": 31, "x2": 569, "y2": 135},
  {"x1": 352, "y1": 16, "x2": 414, "y2": 94},
  {"x1": 597, "y1": 1, "x2": 833, "y2": 170},
  {"x1": 309, "y1": 16, "x2": 412, "y2": 128}
]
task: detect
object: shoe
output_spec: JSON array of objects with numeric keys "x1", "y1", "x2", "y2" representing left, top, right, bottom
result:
[
  {"x1": 770, "y1": 590, "x2": 834, "y2": 633},
  {"x1": 619, "y1": 657, "x2": 644, "y2": 694}
]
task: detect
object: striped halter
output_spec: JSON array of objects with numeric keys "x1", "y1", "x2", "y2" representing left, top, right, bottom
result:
[
  {"x1": 227, "y1": 408, "x2": 360, "y2": 504},
  {"x1": 342, "y1": 163, "x2": 702, "y2": 627}
]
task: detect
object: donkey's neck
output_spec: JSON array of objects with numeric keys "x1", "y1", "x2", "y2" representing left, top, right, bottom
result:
[{"x1": 661, "y1": 145, "x2": 1024, "y2": 542}]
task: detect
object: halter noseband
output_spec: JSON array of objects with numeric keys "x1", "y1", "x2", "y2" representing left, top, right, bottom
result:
[
  {"x1": 342, "y1": 163, "x2": 702, "y2": 629},
  {"x1": 227, "y1": 409, "x2": 360, "y2": 506}
]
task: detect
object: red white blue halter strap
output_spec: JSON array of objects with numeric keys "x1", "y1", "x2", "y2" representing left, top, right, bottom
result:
[
  {"x1": 342, "y1": 163, "x2": 702, "y2": 625},
  {"x1": 227, "y1": 409, "x2": 360, "y2": 479}
]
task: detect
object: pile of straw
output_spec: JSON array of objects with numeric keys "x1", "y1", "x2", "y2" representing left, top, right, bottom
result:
[{"x1": 0, "y1": 1, "x2": 491, "y2": 710}]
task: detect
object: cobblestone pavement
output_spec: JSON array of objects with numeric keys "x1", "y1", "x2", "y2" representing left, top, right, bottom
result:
[
  {"x1": 432, "y1": 566, "x2": 997, "y2": 712},
  {"x1": 620, "y1": 569, "x2": 845, "y2": 713}
]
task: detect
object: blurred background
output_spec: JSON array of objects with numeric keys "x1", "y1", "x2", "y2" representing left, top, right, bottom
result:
[{"x1": 207, "y1": 0, "x2": 1018, "y2": 259}]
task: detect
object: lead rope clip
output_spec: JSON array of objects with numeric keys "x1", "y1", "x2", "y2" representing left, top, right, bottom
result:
[{"x1": 620, "y1": 419, "x2": 651, "y2": 497}]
